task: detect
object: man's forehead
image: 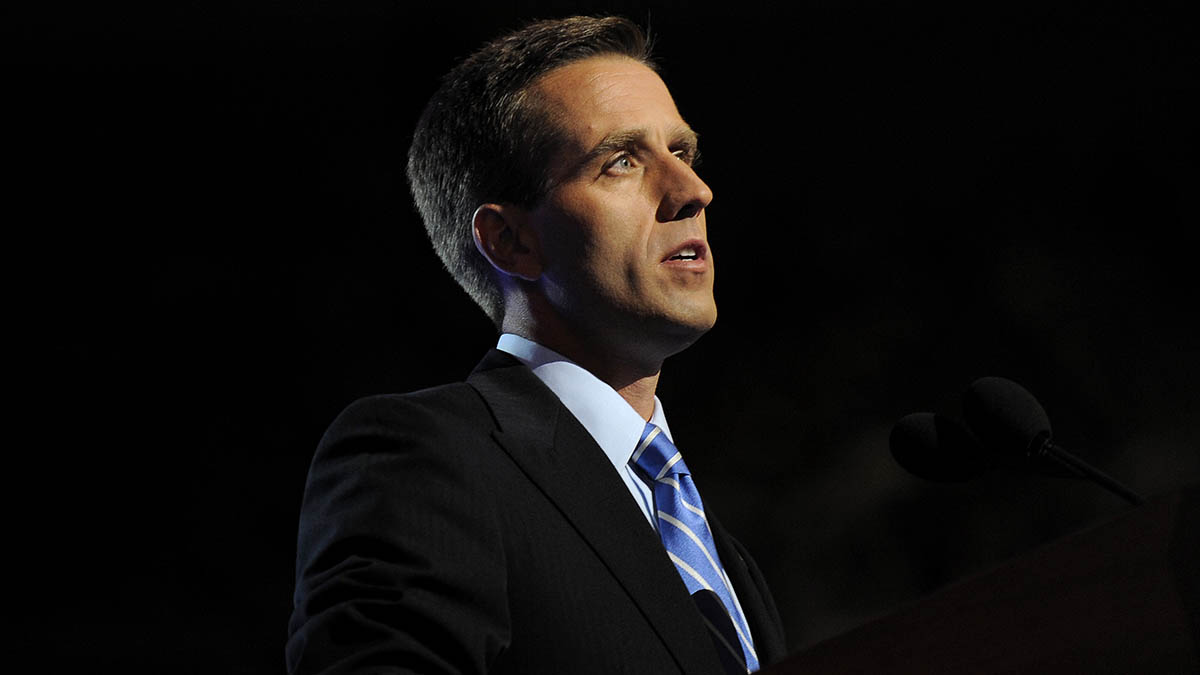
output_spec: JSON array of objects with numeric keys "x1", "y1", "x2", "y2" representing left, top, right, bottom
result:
[
  {"x1": 534, "y1": 57, "x2": 683, "y2": 130},
  {"x1": 531, "y1": 56, "x2": 692, "y2": 157},
  {"x1": 535, "y1": 54, "x2": 661, "y2": 91}
]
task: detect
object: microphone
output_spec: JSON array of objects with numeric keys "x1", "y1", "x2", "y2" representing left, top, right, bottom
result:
[
  {"x1": 890, "y1": 377, "x2": 1144, "y2": 506},
  {"x1": 889, "y1": 412, "x2": 990, "y2": 482},
  {"x1": 962, "y1": 377, "x2": 1144, "y2": 505}
]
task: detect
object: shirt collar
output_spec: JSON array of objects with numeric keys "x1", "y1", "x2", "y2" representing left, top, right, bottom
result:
[{"x1": 496, "y1": 333, "x2": 673, "y2": 469}]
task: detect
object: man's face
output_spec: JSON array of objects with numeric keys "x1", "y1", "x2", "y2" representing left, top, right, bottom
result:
[{"x1": 525, "y1": 56, "x2": 716, "y2": 357}]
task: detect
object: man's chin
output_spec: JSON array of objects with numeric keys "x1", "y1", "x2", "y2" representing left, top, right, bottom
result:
[
  {"x1": 653, "y1": 303, "x2": 717, "y2": 352},
  {"x1": 683, "y1": 308, "x2": 718, "y2": 338}
]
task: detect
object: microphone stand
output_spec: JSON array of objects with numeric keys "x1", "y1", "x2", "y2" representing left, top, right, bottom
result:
[{"x1": 1030, "y1": 432, "x2": 1145, "y2": 506}]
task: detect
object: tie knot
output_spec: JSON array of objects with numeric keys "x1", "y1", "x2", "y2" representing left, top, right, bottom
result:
[{"x1": 632, "y1": 422, "x2": 690, "y2": 482}]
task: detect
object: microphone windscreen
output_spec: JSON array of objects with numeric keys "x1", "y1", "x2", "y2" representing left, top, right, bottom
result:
[
  {"x1": 963, "y1": 376, "x2": 1051, "y2": 458},
  {"x1": 890, "y1": 412, "x2": 989, "y2": 482}
]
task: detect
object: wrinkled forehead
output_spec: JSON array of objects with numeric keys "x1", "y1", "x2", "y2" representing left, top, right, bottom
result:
[
  {"x1": 534, "y1": 56, "x2": 679, "y2": 135},
  {"x1": 526, "y1": 55, "x2": 688, "y2": 176}
]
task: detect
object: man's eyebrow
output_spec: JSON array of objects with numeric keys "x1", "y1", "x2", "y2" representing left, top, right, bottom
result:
[
  {"x1": 576, "y1": 126, "x2": 701, "y2": 168},
  {"x1": 581, "y1": 129, "x2": 646, "y2": 166}
]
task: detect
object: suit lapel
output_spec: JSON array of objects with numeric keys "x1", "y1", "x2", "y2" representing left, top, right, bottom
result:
[
  {"x1": 708, "y1": 510, "x2": 788, "y2": 665},
  {"x1": 468, "y1": 350, "x2": 725, "y2": 675}
]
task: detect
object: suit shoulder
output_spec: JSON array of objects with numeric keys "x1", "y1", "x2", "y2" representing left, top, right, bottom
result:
[
  {"x1": 323, "y1": 382, "x2": 492, "y2": 440},
  {"x1": 303, "y1": 383, "x2": 500, "y2": 482},
  {"x1": 290, "y1": 382, "x2": 513, "y2": 672}
]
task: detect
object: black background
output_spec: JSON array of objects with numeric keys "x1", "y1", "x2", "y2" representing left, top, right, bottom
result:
[{"x1": 12, "y1": 2, "x2": 1198, "y2": 671}]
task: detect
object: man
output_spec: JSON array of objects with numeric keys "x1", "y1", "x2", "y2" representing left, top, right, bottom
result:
[{"x1": 288, "y1": 16, "x2": 786, "y2": 674}]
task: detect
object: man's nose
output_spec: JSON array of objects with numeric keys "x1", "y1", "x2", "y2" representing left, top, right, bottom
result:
[{"x1": 657, "y1": 158, "x2": 713, "y2": 222}]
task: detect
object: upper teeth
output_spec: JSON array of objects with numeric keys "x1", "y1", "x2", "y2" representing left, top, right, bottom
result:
[{"x1": 673, "y1": 247, "x2": 697, "y2": 259}]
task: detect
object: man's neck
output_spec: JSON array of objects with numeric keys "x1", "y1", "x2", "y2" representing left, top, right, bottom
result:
[
  {"x1": 542, "y1": 337, "x2": 662, "y2": 420},
  {"x1": 598, "y1": 369, "x2": 660, "y2": 421},
  {"x1": 502, "y1": 327, "x2": 662, "y2": 420}
]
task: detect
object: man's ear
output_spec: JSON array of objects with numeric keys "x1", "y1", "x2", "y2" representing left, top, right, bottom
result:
[{"x1": 472, "y1": 203, "x2": 543, "y2": 281}]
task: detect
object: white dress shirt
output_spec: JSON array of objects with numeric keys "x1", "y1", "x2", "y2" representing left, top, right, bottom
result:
[
  {"x1": 496, "y1": 333, "x2": 756, "y2": 653},
  {"x1": 496, "y1": 333, "x2": 665, "y2": 529}
]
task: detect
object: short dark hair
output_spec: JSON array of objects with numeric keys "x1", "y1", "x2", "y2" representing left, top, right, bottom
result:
[{"x1": 406, "y1": 16, "x2": 653, "y2": 327}]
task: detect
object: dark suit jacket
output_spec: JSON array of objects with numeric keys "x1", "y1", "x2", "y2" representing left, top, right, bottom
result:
[{"x1": 288, "y1": 350, "x2": 786, "y2": 674}]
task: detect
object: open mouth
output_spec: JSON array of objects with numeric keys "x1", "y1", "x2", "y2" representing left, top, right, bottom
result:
[
  {"x1": 667, "y1": 247, "x2": 699, "y2": 261},
  {"x1": 662, "y1": 241, "x2": 707, "y2": 263}
]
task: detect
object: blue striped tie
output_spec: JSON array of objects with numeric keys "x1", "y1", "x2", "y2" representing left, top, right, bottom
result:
[{"x1": 632, "y1": 422, "x2": 759, "y2": 673}]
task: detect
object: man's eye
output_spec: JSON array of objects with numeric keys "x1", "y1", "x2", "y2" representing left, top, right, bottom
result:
[
  {"x1": 673, "y1": 148, "x2": 699, "y2": 166},
  {"x1": 604, "y1": 154, "x2": 636, "y2": 174}
]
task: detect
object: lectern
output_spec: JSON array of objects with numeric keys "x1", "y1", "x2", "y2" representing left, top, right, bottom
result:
[{"x1": 765, "y1": 485, "x2": 1199, "y2": 673}]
